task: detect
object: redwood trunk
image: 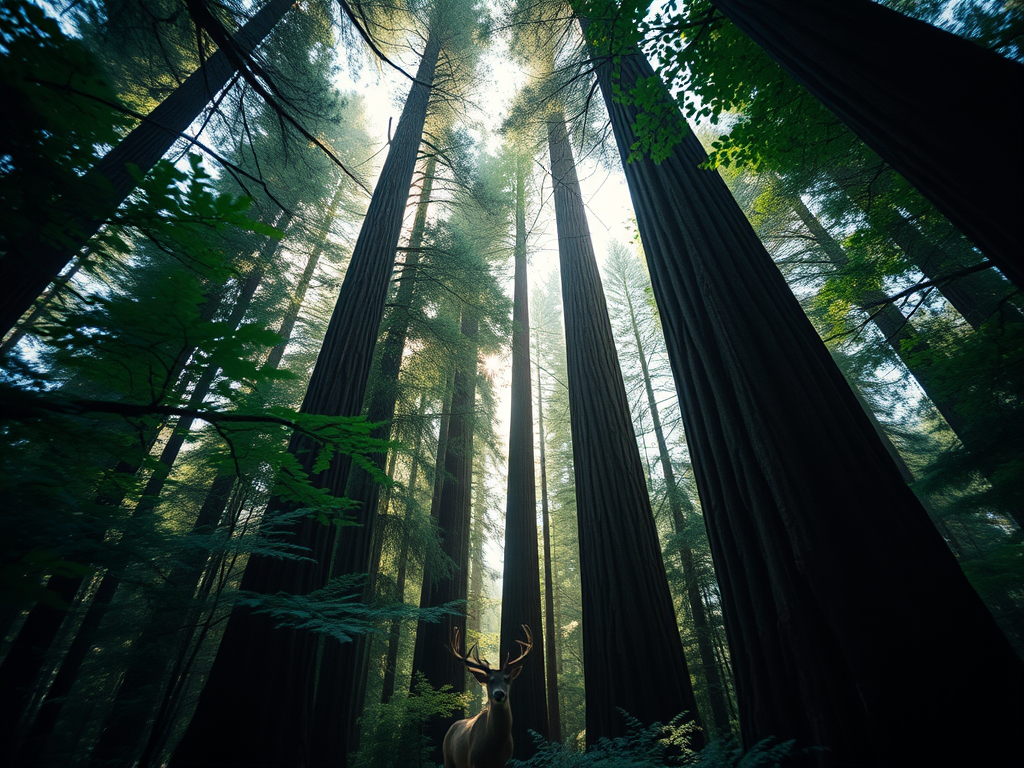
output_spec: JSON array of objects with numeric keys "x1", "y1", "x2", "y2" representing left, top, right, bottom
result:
[
  {"x1": 316, "y1": 156, "x2": 437, "y2": 764},
  {"x1": 595, "y1": 45, "x2": 1024, "y2": 766},
  {"x1": 709, "y1": 0, "x2": 1024, "y2": 286},
  {"x1": 535, "y1": 349, "x2": 562, "y2": 743},
  {"x1": 168, "y1": 28, "x2": 440, "y2": 768},
  {"x1": 499, "y1": 152, "x2": 547, "y2": 757},
  {"x1": 547, "y1": 113, "x2": 703, "y2": 746}
]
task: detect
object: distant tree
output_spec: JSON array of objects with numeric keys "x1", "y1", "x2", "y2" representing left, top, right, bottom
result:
[
  {"x1": 603, "y1": 241, "x2": 733, "y2": 738},
  {"x1": 411, "y1": 305, "x2": 479, "y2": 752},
  {"x1": 499, "y1": 147, "x2": 548, "y2": 758}
]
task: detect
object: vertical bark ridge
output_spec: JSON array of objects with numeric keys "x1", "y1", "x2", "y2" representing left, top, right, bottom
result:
[
  {"x1": 169, "y1": 27, "x2": 441, "y2": 768},
  {"x1": 594, "y1": 44, "x2": 1024, "y2": 766},
  {"x1": 547, "y1": 112, "x2": 704, "y2": 746},
  {"x1": 500, "y1": 152, "x2": 548, "y2": 757}
]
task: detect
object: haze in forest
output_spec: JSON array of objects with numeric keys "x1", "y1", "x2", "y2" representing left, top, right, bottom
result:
[{"x1": 1, "y1": 1, "x2": 1021, "y2": 767}]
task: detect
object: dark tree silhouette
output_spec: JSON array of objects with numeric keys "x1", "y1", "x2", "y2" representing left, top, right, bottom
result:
[
  {"x1": 709, "y1": 0, "x2": 1024, "y2": 286},
  {"x1": 314, "y1": 154, "x2": 439, "y2": 765},
  {"x1": 169, "y1": 25, "x2": 441, "y2": 768},
  {"x1": 0, "y1": 0, "x2": 296, "y2": 335},
  {"x1": 534, "y1": 340, "x2": 562, "y2": 743},
  {"x1": 547, "y1": 111, "x2": 704, "y2": 747},
  {"x1": 593, "y1": 43, "x2": 1024, "y2": 767},
  {"x1": 499, "y1": 151, "x2": 548, "y2": 758}
]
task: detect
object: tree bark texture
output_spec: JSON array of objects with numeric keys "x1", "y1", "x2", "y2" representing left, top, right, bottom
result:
[
  {"x1": 709, "y1": 0, "x2": 1024, "y2": 287},
  {"x1": 0, "y1": 0, "x2": 296, "y2": 336},
  {"x1": 535, "y1": 349, "x2": 562, "y2": 743},
  {"x1": 595, "y1": 46, "x2": 1024, "y2": 767},
  {"x1": 547, "y1": 113, "x2": 704, "y2": 747},
  {"x1": 411, "y1": 309, "x2": 478, "y2": 757},
  {"x1": 621, "y1": 274, "x2": 732, "y2": 737},
  {"x1": 499, "y1": 153, "x2": 548, "y2": 757},
  {"x1": 313, "y1": 155, "x2": 437, "y2": 765},
  {"x1": 169, "y1": 28, "x2": 440, "y2": 768}
]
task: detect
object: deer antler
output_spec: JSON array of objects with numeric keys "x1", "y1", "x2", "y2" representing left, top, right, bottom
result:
[
  {"x1": 502, "y1": 624, "x2": 533, "y2": 671},
  {"x1": 451, "y1": 627, "x2": 492, "y2": 673}
]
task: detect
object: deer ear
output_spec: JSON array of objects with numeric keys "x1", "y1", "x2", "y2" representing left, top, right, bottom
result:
[
  {"x1": 510, "y1": 666, "x2": 523, "y2": 681},
  {"x1": 470, "y1": 668, "x2": 490, "y2": 685}
]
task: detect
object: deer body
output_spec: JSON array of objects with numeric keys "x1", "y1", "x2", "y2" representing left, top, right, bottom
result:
[
  {"x1": 442, "y1": 697, "x2": 514, "y2": 768},
  {"x1": 442, "y1": 625, "x2": 532, "y2": 768}
]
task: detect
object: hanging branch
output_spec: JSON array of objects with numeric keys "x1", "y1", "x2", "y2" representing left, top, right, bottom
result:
[{"x1": 184, "y1": 0, "x2": 373, "y2": 196}]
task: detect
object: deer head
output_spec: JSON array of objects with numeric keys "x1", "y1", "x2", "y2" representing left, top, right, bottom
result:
[{"x1": 450, "y1": 624, "x2": 533, "y2": 706}]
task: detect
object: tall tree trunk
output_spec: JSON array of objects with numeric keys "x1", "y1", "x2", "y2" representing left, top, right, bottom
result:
[
  {"x1": 499, "y1": 152, "x2": 547, "y2": 757},
  {"x1": 380, "y1": 394, "x2": 429, "y2": 705},
  {"x1": 0, "y1": 0, "x2": 296, "y2": 336},
  {"x1": 788, "y1": 195, "x2": 973, "y2": 434},
  {"x1": 707, "y1": 0, "x2": 1024, "y2": 286},
  {"x1": 9, "y1": 231, "x2": 282, "y2": 767},
  {"x1": 789, "y1": 195, "x2": 1024, "y2": 529},
  {"x1": 313, "y1": 154, "x2": 437, "y2": 764},
  {"x1": 593, "y1": 44, "x2": 1024, "y2": 767},
  {"x1": 534, "y1": 345, "x2": 562, "y2": 743},
  {"x1": 467, "y1": 468, "x2": 485, "y2": 641},
  {"x1": 168, "y1": 27, "x2": 441, "y2": 768},
  {"x1": 619, "y1": 272, "x2": 732, "y2": 737},
  {"x1": 411, "y1": 309, "x2": 479, "y2": 757},
  {"x1": 546, "y1": 111, "x2": 704, "y2": 747}
]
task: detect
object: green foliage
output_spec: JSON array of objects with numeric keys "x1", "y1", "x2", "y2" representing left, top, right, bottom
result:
[
  {"x1": 351, "y1": 672, "x2": 471, "y2": 768},
  {"x1": 510, "y1": 711, "x2": 793, "y2": 767},
  {"x1": 237, "y1": 573, "x2": 463, "y2": 643},
  {"x1": 910, "y1": 313, "x2": 1024, "y2": 516},
  {"x1": 0, "y1": 148, "x2": 365, "y2": 612},
  {"x1": 0, "y1": 0, "x2": 129, "y2": 251}
]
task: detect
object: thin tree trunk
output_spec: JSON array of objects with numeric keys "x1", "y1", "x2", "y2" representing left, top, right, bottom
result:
[
  {"x1": 709, "y1": 0, "x2": 1024, "y2": 286},
  {"x1": 0, "y1": 0, "x2": 296, "y2": 335},
  {"x1": 168, "y1": 27, "x2": 441, "y2": 768},
  {"x1": 265, "y1": 183, "x2": 348, "y2": 371},
  {"x1": 789, "y1": 194, "x2": 972, "y2": 432},
  {"x1": 534, "y1": 345, "x2": 562, "y2": 743},
  {"x1": 11, "y1": 234, "x2": 281, "y2": 767},
  {"x1": 430, "y1": 369, "x2": 456, "y2": 521},
  {"x1": 620, "y1": 273, "x2": 732, "y2": 737},
  {"x1": 380, "y1": 393, "x2": 429, "y2": 704},
  {"x1": 0, "y1": 260, "x2": 84, "y2": 356},
  {"x1": 499, "y1": 151, "x2": 547, "y2": 756},
  {"x1": 546, "y1": 111, "x2": 704, "y2": 747},
  {"x1": 411, "y1": 308, "x2": 479, "y2": 757},
  {"x1": 593, "y1": 43, "x2": 1024, "y2": 766}
]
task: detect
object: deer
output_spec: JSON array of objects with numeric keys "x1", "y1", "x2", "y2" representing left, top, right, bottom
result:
[{"x1": 442, "y1": 624, "x2": 533, "y2": 768}]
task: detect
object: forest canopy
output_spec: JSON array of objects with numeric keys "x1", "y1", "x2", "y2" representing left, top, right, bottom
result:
[{"x1": 1, "y1": 1, "x2": 1021, "y2": 767}]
